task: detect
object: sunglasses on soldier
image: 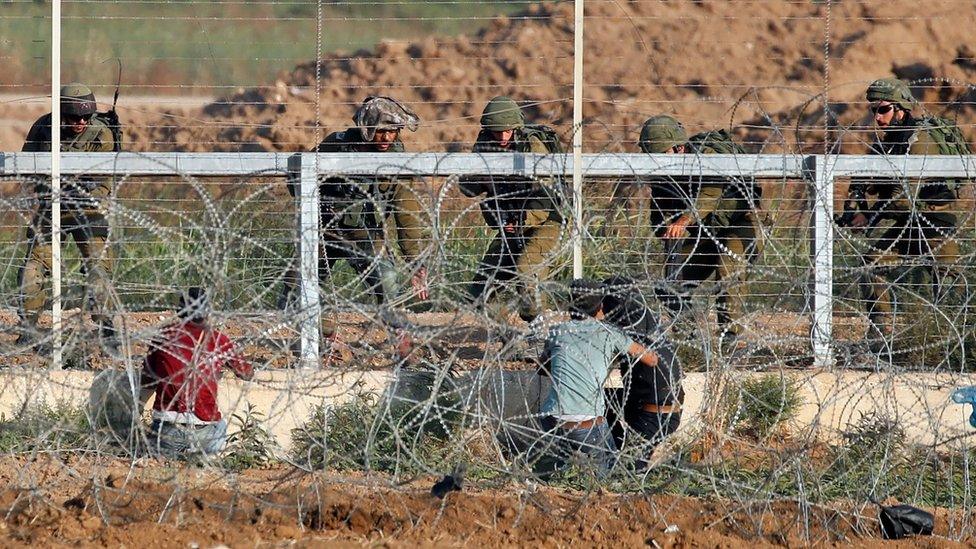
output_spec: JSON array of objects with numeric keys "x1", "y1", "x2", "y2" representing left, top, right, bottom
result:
[
  {"x1": 870, "y1": 104, "x2": 896, "y2": 115},
  {"x1": 63, "y1": 113, "x2": 92, "y2": 124}
]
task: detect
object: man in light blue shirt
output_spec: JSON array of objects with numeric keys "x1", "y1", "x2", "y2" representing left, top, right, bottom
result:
[{"x1": 535, "y1": 279, "x2": 660, "y2": 476}]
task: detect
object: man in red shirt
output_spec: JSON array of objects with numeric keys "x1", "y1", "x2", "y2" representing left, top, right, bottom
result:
[{"x1": 140, "y1": 287, "x2": 253, "y2": 458}]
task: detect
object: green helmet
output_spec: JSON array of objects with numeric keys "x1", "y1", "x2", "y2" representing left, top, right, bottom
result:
[
  {"x1": 60, "y1": 83, "x2": 97, "y2": 117},
  {"x1": 865, "y1": 78, "x2": 917, "y2": 111},
  {"x1": 480, "y1": 96, "x2": 524, "y2": 132},
  {"x1": 638, "y1": 115, "x2": 687, "y2": 153}
]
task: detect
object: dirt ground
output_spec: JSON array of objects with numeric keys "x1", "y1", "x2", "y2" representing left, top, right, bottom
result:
[
  {"x1": 0, "y1": 456, "x2": 969, "y2": 548},
  {"x1": 2, "y1": 1, "x2": 975, "y2": 153},
  {"x1": 0, "y1": 304, "x2": 865, "y2": 372}
]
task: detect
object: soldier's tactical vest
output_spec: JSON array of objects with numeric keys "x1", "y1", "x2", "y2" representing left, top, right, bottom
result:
[
  {"x1": 28, "y1": 114, "x2": 118, "y2": 152},
  {"x1": 315, "y1": 130, "x2": 405, "y2": 232},
  {"x1": 649, "y1": 129, "x2": 759, "y2": 232},
  {"x1": 471, "y1": 125, "x2": 565, "y2": 228},
  {"x1": 28, "y1": 114, "x2": 119, "y2": 213},
  {"x1": 873, "y1": 116, "x2": 970, "y2": 208}
]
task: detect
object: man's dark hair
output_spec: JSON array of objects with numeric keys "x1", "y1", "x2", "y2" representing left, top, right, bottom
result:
[
  {"x1": 602, "y1": 275, "x2": 636, "y2": 317},
  {"x1": 178, "y1": 287, "x2": 209, "y2": 323},
  {"x1": 568, "y1": 279, "x2": 605, "y2": 318}
]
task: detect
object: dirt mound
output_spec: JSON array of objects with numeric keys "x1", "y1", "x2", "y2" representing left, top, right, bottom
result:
[
  {"x1": 121, "y1": 0, "x2": 976, "y2": 154},
  {"x1": 1, "y1": 458, "x2": 971, "y2": 547}
]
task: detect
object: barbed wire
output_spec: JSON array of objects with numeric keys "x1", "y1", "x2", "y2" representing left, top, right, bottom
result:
[{"x1": 1, "y1": 0, "x2": 976, "y2": 545}]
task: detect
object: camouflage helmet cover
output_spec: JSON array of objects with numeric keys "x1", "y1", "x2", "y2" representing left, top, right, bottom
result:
[
  {"x1": 480, "y1": 96, "x2": 525, "y2": 132},
  {"x1": 639, "y1": 115, "x2": 687, "y2": 153},
  {"x1": 60, "y1": 82, "x2": 97, "y2": 117},
  {"x1": 865, "y1": 78, "x2": 917, "y2": 111},
  {"x1": 353, "y1": 96, "x2": 420, "y2": 141}
]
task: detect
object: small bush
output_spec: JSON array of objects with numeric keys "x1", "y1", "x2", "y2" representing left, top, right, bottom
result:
[
  {"x1": 819, "y1": 412, "x2": 908, "y2": 499},
  {"x1": 291, "y1": 371, "x2": 463, "y2": 474},
  {"x1": 222, "y1": 403, "x2": 276, "y2": 471},
  {"x1": 727, "y1": 374, "x2": 803, "y2": 438},
  {"x1": 0, "y1": 402, "x2": 92, "y2": 453}
]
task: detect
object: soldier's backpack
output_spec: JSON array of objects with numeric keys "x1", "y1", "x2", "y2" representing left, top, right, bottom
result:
[
  {"x1": 916, "y1": 116, "x2": 971, "y2": 196},
  {"x1": 687, "y1": 129, "x2": 762, "y2": 206},
  {"x1": 93, "y1": 109, "x2": 123, "y2": 152},
  {"x1": 519, "y1": 124, "x2": 564, "y2": 154},
  {"x1": 918, "y1": 116, "x2": 972, "y2": 156}
]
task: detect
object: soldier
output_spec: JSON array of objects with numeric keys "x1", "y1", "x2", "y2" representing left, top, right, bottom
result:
[
  {"x1": 18, "y1": 83, "x2": 119, "y2": 351},
  {"x1": 281, "y1": 96, "x2": 428, "y2": 359},
  {"x1": 837, "y1": 78, "x2": 969, "y2": 352},
  {"x1": 638, "y1": 115, "x2": 763, "y2": 349},
  {"x1": 460, "y1": 96, "x2": 564, "y2": 321}
]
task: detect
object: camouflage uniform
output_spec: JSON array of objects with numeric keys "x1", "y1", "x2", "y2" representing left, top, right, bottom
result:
[
  {"x1": 839, "y1": 78, "x2": 966, "y2": 341},
  {"x1": 18, "y1": 83, "x2": 117, "y2": 345},
  {"x1": 461, "y1": 96, "x2": 563, "y2": 321},
  {"x1": 639, "y1": 115, "x2": 763, "y2": 341},
  {"x1": 282, "y1": 96, "x2": 426, "y2": 338}
]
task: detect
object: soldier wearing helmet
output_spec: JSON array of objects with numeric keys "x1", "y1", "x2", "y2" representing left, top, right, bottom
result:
[
  {"x1": 461, "y1": 96, "x2": 564, "y2": 321},
  {"x1": 18, "y1": 83, "x2": 119, "y2": 353},
  {"x1": 638, "y1": 115, "x2": 763, "y2": 351},
  {"x1": 838, "y1": 78, "x2": 970, "y2": 354},
  {"x1": 280, "y1": 96, "x2": 428, "y2": 363}
]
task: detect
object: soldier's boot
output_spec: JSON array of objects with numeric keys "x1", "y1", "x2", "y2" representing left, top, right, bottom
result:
[
  {"x1": 717, "y1": 307, "x2": 747, "y2": 360},
  {"x1": 84, "y1": 257, "x2": 120, "y2": 356},
  {"x1": 516, "y1": 292, "x2": 540, "y2": 323},
  {"x1": 14, "y1": 318, "x2": 42, "y2": 348}
]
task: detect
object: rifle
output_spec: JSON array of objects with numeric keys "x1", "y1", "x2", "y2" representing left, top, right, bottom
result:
[
  {"x1": 835, "y1": 180, "x2": 868, "y2": 228},
  {"x1": 663, "y1": 237, "x2": 684, "y2": 281},
  {"x1": 458, "y1": 174, "x2": 539, "y2": 238}
]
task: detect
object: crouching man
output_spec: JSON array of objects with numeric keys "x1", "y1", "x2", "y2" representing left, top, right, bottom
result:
[
  {"x1": 534, "y1": 279, "x2": 660, "y2": 477},
  {"x1": 602, "y1": 276, "x2": 683, "y2": 467},
  {"x1": 140, "y1": 288, "x2": 253, "y2": 458}
]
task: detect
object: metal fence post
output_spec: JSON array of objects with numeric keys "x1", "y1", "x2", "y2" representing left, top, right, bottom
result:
[
  {"x1": 292, "y1": 153, "x2": 320, "y2": 368},
  {"x1": 50, "y1": 0, "x2": 63, "y2": 369},
  {"x1": 571, "y1": 0, "x2": 584, "y2": 278},
  {"x1": 812, "y1": 154, "x2": 834, "y2": 367}
]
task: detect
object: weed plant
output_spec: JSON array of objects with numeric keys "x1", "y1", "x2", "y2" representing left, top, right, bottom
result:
[
  {"x1": 725, "y1": 373, "x2": 803, "y2": 439},
  {"x1": 223, "y1": 403, "x2": 276, "y2": 471}
]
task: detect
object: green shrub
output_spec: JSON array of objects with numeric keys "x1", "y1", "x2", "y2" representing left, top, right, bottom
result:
[
  {"x1": 726, "y1": 373, "x2": 803, "y2": 438},
  {"x1": 222, "y1": 403, "x2": 276, "y2": 471},
  {"x1": 0, "y1": 402, "x2": 92, "y2": 454},
  {"x1": 291, "y1": 371, "x2": 463, "y2": 474}
]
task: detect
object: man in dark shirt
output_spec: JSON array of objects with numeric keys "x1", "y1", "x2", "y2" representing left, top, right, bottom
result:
[
  {"x1": 141, "y1": 287, "x2": 253, "y2": 458},
  {"x1": 602, "y1": 276, "x2": 683, "y2": 464}
]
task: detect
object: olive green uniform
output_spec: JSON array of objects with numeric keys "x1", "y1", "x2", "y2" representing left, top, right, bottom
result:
[
  {"x1": 282, "y1": 129, "x2": 426, "y2": 336},
  {"x1": 850, "y1": 116, "x2": 962, "y2": 336},
  {"x1": 655, "y1": 140, "x2": 762, "y2": 337},
  {"x1": 19, "y1": 113, "x2": 116, "y2": 337},
  {"x1": 462, "y1": 128, "x2": 563, "y2": 320},
  {"x1": 839, "y1": 78, "x2": 967, "y2": 341}
]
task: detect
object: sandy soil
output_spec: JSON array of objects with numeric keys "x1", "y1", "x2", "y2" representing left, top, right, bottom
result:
[
  {"x1": 1, "y1": 1, "x2": 974, "y2": 153},
  {"x1": 0, "y1": 457, "x2": 971, "y2": 548}
]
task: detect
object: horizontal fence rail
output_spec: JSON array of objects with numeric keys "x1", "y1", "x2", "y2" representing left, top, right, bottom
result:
[{"x1": 4, "y1": 152, "x2": 973, "y2": 368}]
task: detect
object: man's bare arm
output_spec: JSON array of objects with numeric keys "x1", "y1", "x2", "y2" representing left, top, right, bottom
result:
[{"x1": 627, "y1": 341, "x2": 659, "y2": 367}]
